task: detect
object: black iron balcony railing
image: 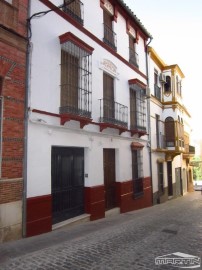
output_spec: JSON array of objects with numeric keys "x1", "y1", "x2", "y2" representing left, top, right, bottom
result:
[
  {"x1": 63, "y1": 0, "x2": 84, "y2": 25},
  {"x1": 154, "y1": 84, "x2": 161, "y2": 101},
  {"x1": 103, "y1": 24, "x2": 117, "y2": 51},
  {"x1": 156, "y1": 133, "x2": 166, "y2": 149},
  {"x1": 129, "y1": 49, "x2": 139, "y2": 67},
  {"x1": 60, "y1": 87, "x2": 92, "y2": 118},
  {"x1": 99, "y1": 98, "x2": 128, "y2": 127}
]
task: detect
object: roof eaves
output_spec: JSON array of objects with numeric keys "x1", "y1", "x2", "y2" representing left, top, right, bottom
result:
[{"x1": 117, "y1": 0, "x2": 152, "y2": 38}]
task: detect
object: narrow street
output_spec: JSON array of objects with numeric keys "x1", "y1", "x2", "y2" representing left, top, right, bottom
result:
[{"x1": 0, "y1": 191, "x2": 201, "y2": 270}]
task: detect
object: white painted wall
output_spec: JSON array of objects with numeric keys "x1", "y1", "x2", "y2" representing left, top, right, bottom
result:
[
  {"x1": 27, "y1": 119, "x2": 149, "y2": 197},
  {"x1": 27, "y1": 0, "x2": 150, "y2": 198}
]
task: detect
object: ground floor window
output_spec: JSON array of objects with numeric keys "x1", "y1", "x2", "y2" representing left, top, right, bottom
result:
[
  {"x1": 132, "y1": 149, "x2": 144, "y2": 197},
  {"x1": 158, "y1": 162, "x2": 164, "y2": 194}
]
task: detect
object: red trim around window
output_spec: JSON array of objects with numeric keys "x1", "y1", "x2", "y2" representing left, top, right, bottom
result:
[
  {"x1": 128, "y1": 78, "x2": 147, "y2": 89},
  {"x1": 131, "y1": 142, "x2": 144, "y2": 150},
  {"x1": 59, "y1": 32, "x2": 94, "y2": 54},
  {"x1": 39, "y1": 0, "x2": 147, "y2": 80}
]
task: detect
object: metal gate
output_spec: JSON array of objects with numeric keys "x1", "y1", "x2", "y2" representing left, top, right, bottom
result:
[{"x1": 51, "y1": 147, "x2": 84, "y2": 224}]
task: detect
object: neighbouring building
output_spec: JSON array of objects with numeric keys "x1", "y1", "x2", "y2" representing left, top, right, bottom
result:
[
  {"x1": 26, "y1": 0, "x2": 153, "y2": 237},
  {"x1": 148, "y1": 47, "x2": 195, "y2": 204},
  {"x1": 0, "y1": 0, "x2": 28, "y2": 242}
]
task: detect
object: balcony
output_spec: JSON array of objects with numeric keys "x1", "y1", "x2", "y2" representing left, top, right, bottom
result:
[
  {"x1": 60, "y1": 87, "x2": 92, "y2": 127},
  {"x1": 99, "y1": 98, "x2": 128, "y2": 134},
  {"x1": 103, "y1": 24, "x2": 117, "y2": 51},
  {"x1": 154, "y1": 84, "x2": 161, "y2": 101},
  {"x1": 63, "y1": 0, "x2": 84, "y2": 25},
  {"x1": 129, "y1": 49, "x2": 139, "y2": 68},
  {"x1": 183, "y1": 144, "x2": 195, "y2": 159}
]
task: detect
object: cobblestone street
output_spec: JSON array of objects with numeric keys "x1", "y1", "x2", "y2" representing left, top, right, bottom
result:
[{"x1": 0, "y1": 192, "x2": 202, "y2": 270}]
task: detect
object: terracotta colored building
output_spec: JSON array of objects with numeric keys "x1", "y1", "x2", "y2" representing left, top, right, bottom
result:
[{"x1": 0, "y1": 0, "x2": 28, "y2": 242}]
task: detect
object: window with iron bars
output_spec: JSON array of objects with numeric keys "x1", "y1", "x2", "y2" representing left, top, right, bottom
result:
[
  {"x1": 103, "y1": 9, "x2": 117, "y2": 51},
  {"x1": 129, "y1": 35, "x2": 139, "y2": 68},
  {"x1": 132, "y1": 149, "x2": 144, "y2": 197},
  {"x1": 158, "y1": 162, "x2": 164, "y2": 195},
  {"x1": 60, "y1": 41, "x2": 92, "y2": 118},
  {"x1": 63, "y1": 0, "x2": 84, "y2": 25},
  {"x1": 130, "y1": 86, "x2": 146, "y2": 131}
]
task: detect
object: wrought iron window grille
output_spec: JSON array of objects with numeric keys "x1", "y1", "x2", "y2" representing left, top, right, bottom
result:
[
  {"x1": 63, "y1": 0, "x2": 84, "y2": 25},
  {"x1": 60, "y1": 41, "x2": 92, "y2": 119},
  {"x1": 103, "y1": 24, "x2": 117, "y2": 51}
]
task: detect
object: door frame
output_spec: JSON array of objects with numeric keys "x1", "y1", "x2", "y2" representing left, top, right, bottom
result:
[
  {"x1": 103, "y1": 148, "x2": 116, "y2": 210},
  {"x1": 51, "y1": 146, "x2": 85, "y2": 224}
]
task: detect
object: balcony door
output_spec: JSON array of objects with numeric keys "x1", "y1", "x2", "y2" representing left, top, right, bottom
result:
[
  {"x1": 103, "y1": 73, "x2": 114, "y2": 121},
  {"x1": 103, "y1": 10, "x2": 115, "y2": 49}
]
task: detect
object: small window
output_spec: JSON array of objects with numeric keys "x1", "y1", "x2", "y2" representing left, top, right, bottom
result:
[
  {"x1": 154, "y1": 70, "x2": 158, "y2": 85},
  {"x1": 164, "y1": 76, "x2": 171, "y2": 92},
  {"x1": 132, "y1": 149, "x2": 144, "y2": 197},
  {"x1": 129, "y1": 35, "x2": 139, "y2": 67},
  {"x1": 154, "y1": 71, "x2": 161, "y2": 100},
  {"x1": 103, "y1": 9, "x2": 117, "y2": 50},
  {"x1": 165, "y1": 117, "x2": 175, "y2": 147}
]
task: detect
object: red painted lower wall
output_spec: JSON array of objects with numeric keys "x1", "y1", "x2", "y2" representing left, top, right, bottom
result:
[
  {"x1": 116, "y1": 177, "x2": 152, "y2": 213},
  {"x1": 26, "y1": 195, "x2": 52, "y2": 237},
  {"x1": 85, "y1": 185, "x2": 105, "y2": 221}
]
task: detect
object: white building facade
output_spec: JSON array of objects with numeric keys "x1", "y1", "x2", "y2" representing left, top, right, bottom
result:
[
  {"x1": 26, "y1": 0, "x2": 153, "y2": 237},
  {"x1": 148, "y1": 47, "x2": 194, "y2": 204}
]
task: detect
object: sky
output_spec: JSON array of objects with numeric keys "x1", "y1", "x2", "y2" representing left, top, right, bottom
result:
[{"x1": 124, "y1": 0, "x2": 202, "y2": 139}]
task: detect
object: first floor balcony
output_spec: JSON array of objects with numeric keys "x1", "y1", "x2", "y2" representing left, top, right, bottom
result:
[
  {"x1": 99, "y1": 98, "x2": 128, "y2": 134},
  {"x1": 129, "y1": 49, "x2": 139, "y2": 68},
  {"x1": 103, "y1": 24, "x2": 117, "y2": 51},
  {"x1": 60, "y1": 87, "x2": 92, "y2": 127}
]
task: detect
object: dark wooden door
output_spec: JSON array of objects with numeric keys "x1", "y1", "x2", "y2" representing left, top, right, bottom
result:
[
  {"x1": 103, "y1": 149, "x2": 116, "y2": 210},
  {"x1": 51, "y1": 147, "x2": 84, "y2": 224},
  {"x1": 167, "y1": 161, "x2": 173, "y2": 196},
  {"x1": 103, "y1": 73, "x2": 114, "y2": 121}
]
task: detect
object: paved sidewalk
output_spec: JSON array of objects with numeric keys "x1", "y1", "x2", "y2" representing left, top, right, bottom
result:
[{"x1": 0, "y1": 191, "x2": 202, "y2": 269}]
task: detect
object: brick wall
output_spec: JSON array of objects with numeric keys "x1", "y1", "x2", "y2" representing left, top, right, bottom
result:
[{"x1": 0, "y1": 0, "x2": 28, "y2": 205}]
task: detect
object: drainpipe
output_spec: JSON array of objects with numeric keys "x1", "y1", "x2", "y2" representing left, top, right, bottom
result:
[
  {"x1": 22, "y1": 0, "x2": 31, "y2": 238},
  {"x1": 145, "y1": 37, "x2": 153, "y2": 204}
]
